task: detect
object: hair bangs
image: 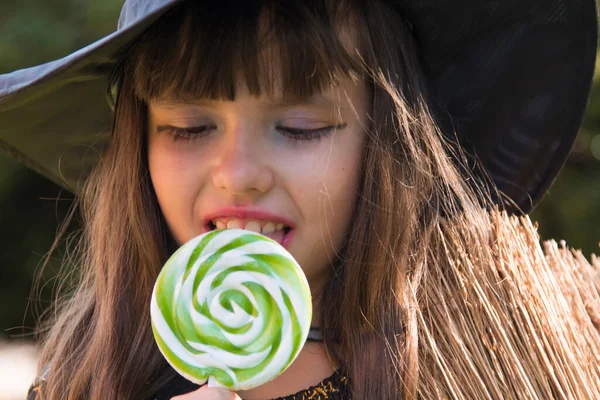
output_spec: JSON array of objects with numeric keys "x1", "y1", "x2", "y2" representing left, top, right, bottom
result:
[{"x1": 128, "y1": 0, "x2": 365, "y2": 104}]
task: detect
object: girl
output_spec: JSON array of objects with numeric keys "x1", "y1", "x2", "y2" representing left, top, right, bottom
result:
[{"x1": 1, "y1": 0, "x2": 599, "y2": 398}]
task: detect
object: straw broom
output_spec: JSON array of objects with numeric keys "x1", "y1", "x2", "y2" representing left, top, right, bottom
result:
[{"x1": 416, "y1": 209, "x2": 600, "y2": 399}]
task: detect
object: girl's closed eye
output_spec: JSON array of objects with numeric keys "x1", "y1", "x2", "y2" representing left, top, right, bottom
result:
[
  {"x1": 156, "y1": 122, "x2": 347, "y2": 142},
  {"x1": 277, "y1": 122, "x2": 347, "y2": 142},
  {"x1": 156, "y1": 124, "x2": 216, "y2": 142}
]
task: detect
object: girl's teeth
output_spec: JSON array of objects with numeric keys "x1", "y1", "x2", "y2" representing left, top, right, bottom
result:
[
  {"x1": 215, "y1": 220, "x2": 226, "y2": 229},
  {"x1": 262, "y1": 222, "x2": 275, "y2": 234},
  {"x1": 244, "y1": 220, "x2": 262, "y2": 233},
  {"x1": 227, "y1": 220, "x2": 242, "y2": 229},
  {"x1": 212, "y1": 219, "x2": 287, "y2": 234}
]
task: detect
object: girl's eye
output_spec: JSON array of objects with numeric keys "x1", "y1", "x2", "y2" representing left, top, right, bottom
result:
[
  {"x1": 157, "y1": 125, "x2": 215, "y2": 142},
  {"x1": 277, "y1": 123, "x2": 347, "y2": 142},
  {"x1": 156, "y1": 122, "x2": 347, "y2": 142}
]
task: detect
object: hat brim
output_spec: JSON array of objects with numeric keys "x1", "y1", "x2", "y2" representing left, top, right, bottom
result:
[
  {"x1": 0, "y1": 0, "x2": 597, "y2": 213},
  {"x1": 404, "y1": 0, "x2": 598, "y2": 212},
  {"x1": 0, "y1": 0, "x2": 185, "y2": 192}
]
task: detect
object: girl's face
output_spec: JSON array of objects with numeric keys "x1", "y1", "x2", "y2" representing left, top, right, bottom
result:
[{"x1": 147, "y1": 77, "x2": 367, "y2": 293}]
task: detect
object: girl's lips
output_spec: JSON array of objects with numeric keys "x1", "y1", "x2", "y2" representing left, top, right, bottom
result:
[
  {"x1": 262, "y1": 227, "x2": 286, "y2": 244},
  {"x1": 261, "y1": 228, "x2": 294, "y2": 249},
  {"x1": 281, "y1": 228, "x2": 294, "y2": 249}
]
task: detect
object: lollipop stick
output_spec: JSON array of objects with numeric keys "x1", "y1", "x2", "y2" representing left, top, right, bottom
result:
[{"x1": 207, "y1": 376, "x2": 225, "y2": 388}]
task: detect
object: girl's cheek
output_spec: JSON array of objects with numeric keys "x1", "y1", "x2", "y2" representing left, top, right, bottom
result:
[{"x1": 149, "y1": 137, "x2": 211, "y2": 182}]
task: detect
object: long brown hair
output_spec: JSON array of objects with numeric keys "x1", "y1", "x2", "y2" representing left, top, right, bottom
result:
[{"x1": 37, "y1": 1, "x2": 600, "y2": 399}]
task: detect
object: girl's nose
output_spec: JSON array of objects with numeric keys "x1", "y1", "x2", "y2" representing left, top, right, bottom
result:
[{"x1": 210, "y1": 127, "x2": 274, "y2": 199}]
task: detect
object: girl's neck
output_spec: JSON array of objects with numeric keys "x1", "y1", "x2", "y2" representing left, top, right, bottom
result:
[{"x1": 235, "y1": 341, "x2": 336, "y2": 399}]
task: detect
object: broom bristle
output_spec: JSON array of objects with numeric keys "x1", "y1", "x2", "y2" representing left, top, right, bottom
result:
[{"x1": 417, "y1": 209, "x2": 600, "y2": 399}]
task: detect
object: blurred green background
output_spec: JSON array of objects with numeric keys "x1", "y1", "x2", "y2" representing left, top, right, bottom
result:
[{"x1": 0, "y1": 0, "x2": 599, "y2": 340}]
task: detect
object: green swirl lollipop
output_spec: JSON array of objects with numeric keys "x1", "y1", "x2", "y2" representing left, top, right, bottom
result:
[{"x1": 150, "y1": 228, "x2": 312, "y2": 390}]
